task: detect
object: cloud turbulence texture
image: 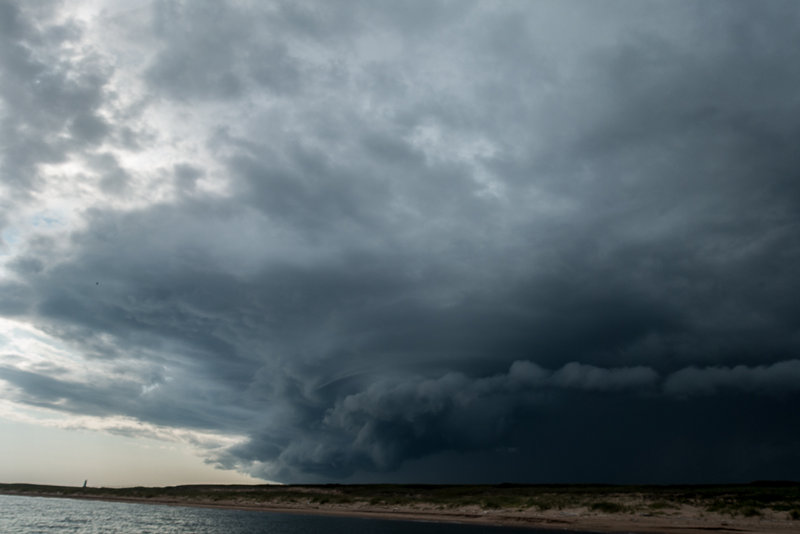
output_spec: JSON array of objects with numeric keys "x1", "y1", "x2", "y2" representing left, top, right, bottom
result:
[{"x1": 1, "y1": 0, "x2": 800, "y2": 483}]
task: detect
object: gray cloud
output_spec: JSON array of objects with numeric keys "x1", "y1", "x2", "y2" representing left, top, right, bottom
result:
[
  {"x1": 173, "y1": 163, "x2": 204, "y2": 191},
  {"x1": 89, "y1": 152, "x2": 132, "y2": 195},
  {"x1": 0, "y1": 0, "x2": 118, "y2": 199},
  {"x1": 551, "y1": 362, "x2": 658, "y2": 391},
  {"x1": 664, "y1": 360, "x2": 800, "y2": 397},
  {"x1": 0, "y1": 282, "x2": 32, "y2": 315},
  {"x1": 2, "y1": 0, "x2": 800, "y2": 483},
  {"x1": 313, "y1": 361, "x2": 656, "y2": 474},
  {"x1": 144, "y1": 0, "x2": 318, "y2": 100},
  {"x1": 210, "y1": 359, "x2": 659, "y2": 480}
]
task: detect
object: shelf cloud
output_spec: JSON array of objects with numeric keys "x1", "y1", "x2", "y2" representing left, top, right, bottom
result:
[{"x1": 2, "y1": 0, "x2": 800, "y2": 483}]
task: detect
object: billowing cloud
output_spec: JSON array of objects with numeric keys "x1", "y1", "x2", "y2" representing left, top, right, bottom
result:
[
  {"x1": 551, "y1": 362, "x2": 658, "y2": 391},
  {"x1": 226, "y1": 360, "x2": 659, "y2": 479},
  {"x1": 664, "y1": 360, "x2": 800, "y2": 397},
  {"x1": 2, "y1": 0, "x2": 800, "y2": 483}
]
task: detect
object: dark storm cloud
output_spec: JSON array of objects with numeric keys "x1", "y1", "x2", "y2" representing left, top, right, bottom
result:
[
  {"x1": 664, "y1": 360, "x2": 800, "y2": 397},
  {"x1": 218, "y1": 360, "x2": 660, "y2": 480},
  {"x1": 3, "y1": 0, "x2": 800, "y2": 483}
]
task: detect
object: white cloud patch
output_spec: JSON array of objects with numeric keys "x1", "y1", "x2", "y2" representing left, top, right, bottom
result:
[{"x1": 0, "y1": 398, "x2": 244, "y2": 451}]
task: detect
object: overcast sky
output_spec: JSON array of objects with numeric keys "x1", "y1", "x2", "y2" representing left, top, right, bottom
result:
[{"x1": 2, "y1": 0, "x2": 800, "y2": 486}]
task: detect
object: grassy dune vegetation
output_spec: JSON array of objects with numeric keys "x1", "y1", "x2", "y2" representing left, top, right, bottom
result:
[{"x1": 2, "y1": 482, "x2": 799, "y2": 520}]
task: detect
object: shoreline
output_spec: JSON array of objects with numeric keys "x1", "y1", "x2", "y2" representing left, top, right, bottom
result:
[{"x1": 2, "y1": 489, "x2": 798, "y2": 534}]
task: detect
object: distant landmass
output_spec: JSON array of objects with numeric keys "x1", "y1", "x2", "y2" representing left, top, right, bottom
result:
[{"x1": 1, "y1": 482, "x2": 798, "y2": 533}]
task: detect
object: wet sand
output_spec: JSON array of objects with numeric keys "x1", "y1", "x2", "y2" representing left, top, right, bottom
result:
[{"x1": 2, "y1": 488, "x2": 798, "y2": 534}]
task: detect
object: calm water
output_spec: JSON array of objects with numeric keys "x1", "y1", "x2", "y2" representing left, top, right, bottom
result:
[{"x1": 0, "y1": 494, "x2": 561, "y2": 533}]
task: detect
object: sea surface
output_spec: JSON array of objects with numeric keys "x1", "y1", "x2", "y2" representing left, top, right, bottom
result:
[{"x1": 0, "y1": 494, "x2": 559, "y2": 533}]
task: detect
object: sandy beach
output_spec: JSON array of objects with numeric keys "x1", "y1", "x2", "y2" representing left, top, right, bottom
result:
[{"x1": 2, "y1": 484, "x2": 799, "y2": 533}]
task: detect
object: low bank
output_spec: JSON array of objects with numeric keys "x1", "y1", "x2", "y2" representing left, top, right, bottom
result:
[{"x1": 1, "y1": 482, "x2": 799, "y2": 533}]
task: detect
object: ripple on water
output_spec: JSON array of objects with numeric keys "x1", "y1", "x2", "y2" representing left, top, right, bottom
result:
[{"x1": 0, "y1": 493, "x2": 560, "y2": 534}]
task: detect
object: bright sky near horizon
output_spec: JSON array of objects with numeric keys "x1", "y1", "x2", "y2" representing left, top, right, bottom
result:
[
  {"x1": 0, "y1": 418, "x2": 260, "y2": 487},
  {"x1": 2, "y1": 0, "x2": 800, "y2": 486}
]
